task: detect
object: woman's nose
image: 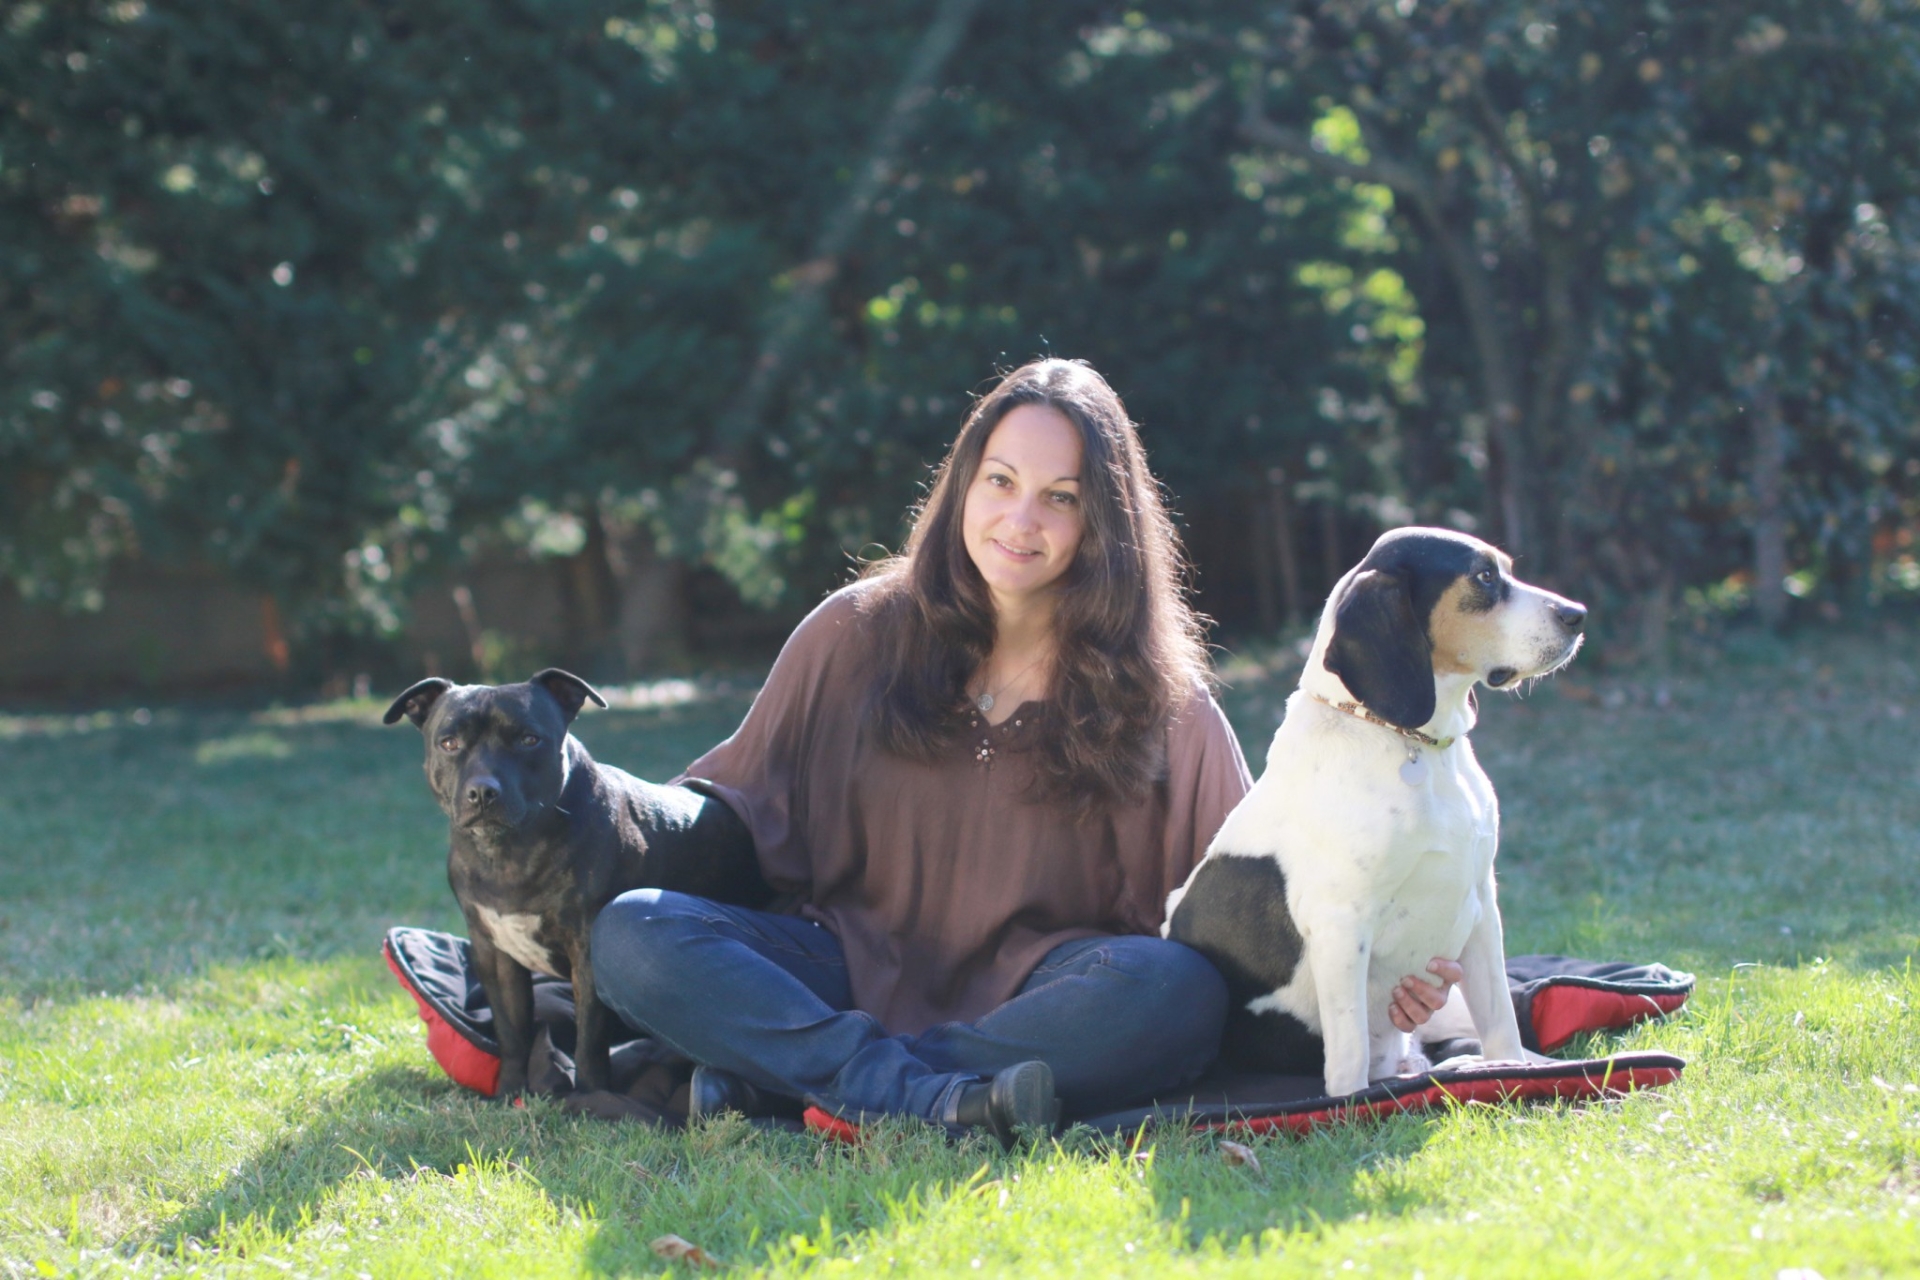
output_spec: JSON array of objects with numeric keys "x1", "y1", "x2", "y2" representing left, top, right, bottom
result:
[{"x1": 1005, "y1": 496, "x2": 1041, "y2": 530}]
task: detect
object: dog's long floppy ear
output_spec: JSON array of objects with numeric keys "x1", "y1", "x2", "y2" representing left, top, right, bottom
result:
[
  {"x1": 1323, "y1": 568, "x2": 1436, "y2": 729},
  {"x1": 383, "y1": 677, "x2": 455, "y2": 728},
  {"x1": 530, "y1": 668, "x2": 608, "y2": 723}
]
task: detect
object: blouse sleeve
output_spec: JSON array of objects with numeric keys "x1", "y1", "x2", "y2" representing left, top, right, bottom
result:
[
  {"x1": 672, "y1": 588, "x2": 864, "y2": 894},
  {"x1": 1116, "y1": 686, "x2": 1253, "y2": 933}
]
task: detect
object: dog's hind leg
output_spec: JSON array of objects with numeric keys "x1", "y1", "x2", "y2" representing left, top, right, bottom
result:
[
  {"x1": 1370, "y1": 1022, "x2": 1428, "y2": 1079},
  {"x1": 569, "y1": 945, "x2": 613, "y2": 1094}
]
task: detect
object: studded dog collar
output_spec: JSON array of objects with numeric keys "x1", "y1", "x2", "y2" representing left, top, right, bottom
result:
[{"x1": 1307, "y1": 690, "x2": 1460, "y2": 751}]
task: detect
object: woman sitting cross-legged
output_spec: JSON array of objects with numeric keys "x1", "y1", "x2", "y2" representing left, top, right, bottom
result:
[{"x1": 590, "y1": 358, "x2": 1459, "y2": 1140}]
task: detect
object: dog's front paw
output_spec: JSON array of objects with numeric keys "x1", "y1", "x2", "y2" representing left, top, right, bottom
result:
[
  {"x1": 1392, "y1": 1047, "x2": 1432, "y2": 1078},
  {"x1": 563, "y1": 1089, "x2": 672, "y2": 1126},
  {"x1": 1323, "y1": 1071, "x2": 1371, "y2": 1098}
]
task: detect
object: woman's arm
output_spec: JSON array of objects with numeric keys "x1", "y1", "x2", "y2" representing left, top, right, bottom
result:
[
  {"x1": 1119, "y1": 689, "x2": 1253, "y2": 932},
  {"x1": 672, "y1": 587, "x2": 869, "y2": 894}
]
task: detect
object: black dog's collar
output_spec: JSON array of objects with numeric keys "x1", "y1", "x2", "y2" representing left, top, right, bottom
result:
[{"x1": 1308, "y1": 690, "x2": 1461, "y2": 751}]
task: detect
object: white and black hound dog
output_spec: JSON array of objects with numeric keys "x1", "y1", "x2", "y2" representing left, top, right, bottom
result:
[{"x1": 1165, "y1": 527, "x2": 1587, "y2": 1097}]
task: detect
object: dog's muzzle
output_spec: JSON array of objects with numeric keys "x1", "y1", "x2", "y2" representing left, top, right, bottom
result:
[{"x1": 460, "y1": 775, "x2": 522, "y2": 828}]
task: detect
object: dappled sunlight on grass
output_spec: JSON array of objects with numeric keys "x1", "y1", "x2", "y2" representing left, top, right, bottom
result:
[
  {"x1": 3, "y1": 627, "x2": 1919, "y2": 1274},
  {"x1": 192, "y1": 731, "x2": 296, "y2": 765}
]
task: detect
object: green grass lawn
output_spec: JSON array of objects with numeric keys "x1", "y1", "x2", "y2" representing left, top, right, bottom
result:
[{"x1": 3, "y1": 628, "x2": 1919, "y2": 1278}]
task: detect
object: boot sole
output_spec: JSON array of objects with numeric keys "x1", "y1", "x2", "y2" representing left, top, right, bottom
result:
[{"x1": 989, "y1": 1061, "x2": 1059, "y2": 1143}]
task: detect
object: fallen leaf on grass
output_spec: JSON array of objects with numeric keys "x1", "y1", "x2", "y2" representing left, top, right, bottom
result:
[
  {"x1": 651, "y1": 1234, "x2": 722, "y2": 1268},
  {"x1": 1219, "y1": 1140, "x2": 1262, "y2": 1172}
]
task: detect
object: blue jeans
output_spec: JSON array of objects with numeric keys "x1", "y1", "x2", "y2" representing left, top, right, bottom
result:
[{"x1": 590, "y1": 889, "x2": 1228, "y2": 1124}]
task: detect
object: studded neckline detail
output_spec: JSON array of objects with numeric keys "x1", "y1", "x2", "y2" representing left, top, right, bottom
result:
[{"x1": 968, "y1": 712, "x2": 1032, "y2": 765}]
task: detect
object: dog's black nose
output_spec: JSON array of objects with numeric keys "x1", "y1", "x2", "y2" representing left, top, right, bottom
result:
[
  {"x1": 466, "y1": 778, "x2": 501, "y2": 810},
  {"x1": 1556, "y1": 602, "x2": 1587, "y2": 632}
]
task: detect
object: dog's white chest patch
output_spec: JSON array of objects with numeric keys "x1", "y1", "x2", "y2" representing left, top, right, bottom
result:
[{"x1": 474, "y1": 905, "x2": 561, "y2": 977}]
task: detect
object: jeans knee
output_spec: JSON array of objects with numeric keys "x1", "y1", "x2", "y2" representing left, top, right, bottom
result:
[
  {"x1": 589, "y1": 889, "x2": 707, "y2": 1008},
  {"x1": 1098, "y1": 938, "x2": 1226, "y2": 1076}
]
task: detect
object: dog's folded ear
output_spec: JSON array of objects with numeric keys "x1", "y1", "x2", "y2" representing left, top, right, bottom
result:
[
  {"x1": 530, "y1": 669, "x2": 609, "y2": 722},
  {"x1": 384, "y1": 678, "x2": 455, "y2": 728},
  {"x1": 1324, "y1": 569, "x2": 1436, "y2": 729}
]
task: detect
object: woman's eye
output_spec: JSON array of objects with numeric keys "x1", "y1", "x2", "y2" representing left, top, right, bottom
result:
[{"x1": 1049, "y1": 490, "x2": 1078, "y2": 507}]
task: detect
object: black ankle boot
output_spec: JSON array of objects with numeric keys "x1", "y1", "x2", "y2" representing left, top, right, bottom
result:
[
  {"x1": 954, "y1": 1060, "x2": 1059, "y2": 1147},
  {"x1": 688, "y1": 1065, "x2": 764, "y2": 1121}
]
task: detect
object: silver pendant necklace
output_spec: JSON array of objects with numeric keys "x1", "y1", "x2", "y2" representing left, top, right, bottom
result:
[{"x1": 974, "y1": 655, "x2": 1047, "y2": 714}]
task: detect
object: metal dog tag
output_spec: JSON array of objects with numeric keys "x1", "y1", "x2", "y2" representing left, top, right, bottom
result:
[{"x1": 1399, "y1": 756, "x2": 1429, "y2": 787}]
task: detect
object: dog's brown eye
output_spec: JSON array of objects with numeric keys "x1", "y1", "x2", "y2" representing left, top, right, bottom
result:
[
  {"x1": 519, "y1": 734, "x2": 541, "y2": 749},
  {"x1": 437, "y1": 735, "x2": 459, "y2": 752},
  {"x1": 1475, "y1": 568, "x2": 1496, "y2": 586}
]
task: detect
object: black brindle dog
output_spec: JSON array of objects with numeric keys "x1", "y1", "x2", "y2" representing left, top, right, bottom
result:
[{"x1": 385, "y1": 669, "x2": 770, "y2": 1097}]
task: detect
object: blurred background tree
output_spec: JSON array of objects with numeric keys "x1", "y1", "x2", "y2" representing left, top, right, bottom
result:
[{"x1": 4, "y1": 0, "x2": 1917, "y2": 690}]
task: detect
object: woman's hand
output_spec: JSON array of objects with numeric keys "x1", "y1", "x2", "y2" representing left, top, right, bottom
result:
[{"x1": 1386, "y1": 957, "x2": 1463, "y2": 1031}]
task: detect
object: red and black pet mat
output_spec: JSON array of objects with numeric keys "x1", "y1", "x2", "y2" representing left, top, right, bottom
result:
[{"x1": 383, "y1": 925, "x2": 1690, "y2": 1137}]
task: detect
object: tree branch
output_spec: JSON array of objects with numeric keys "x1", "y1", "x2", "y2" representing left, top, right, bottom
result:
[
  {"x1": 1240, "y1": 82, "x2": 1531, "y2": 551},
  {"x1": 1464, "y1": 60, "x2": 1547, "y2": 234}
]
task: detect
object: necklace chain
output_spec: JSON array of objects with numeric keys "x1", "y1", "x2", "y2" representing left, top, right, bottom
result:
[{"x1": 974, "y1": 654, "x2": 1048, "y2": 714}]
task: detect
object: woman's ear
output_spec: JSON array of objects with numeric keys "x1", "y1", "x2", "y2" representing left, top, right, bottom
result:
[{"x1": 1323, "y1": 569, "x2": 1436, "y2": 729}]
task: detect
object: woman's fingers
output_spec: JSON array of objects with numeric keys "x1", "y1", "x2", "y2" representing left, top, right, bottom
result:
[
  {"x1": 1385, "y1": 957, "x2": 1464, "y2": 1030},
  {"x1": 1386, "y1": 985, "x2": 1423, "y2": 1031},
  {"x1": 1424, "y1": 957, "x2": 1464, "y2": 995}
]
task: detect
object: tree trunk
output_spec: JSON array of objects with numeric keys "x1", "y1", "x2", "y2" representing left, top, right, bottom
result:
[
  {"x1": 1747, "y1": 358, "x2": 1789, "y2": 631},
  {"x1": 1269, "y1": 467, "x2": 1304, "y2": 627},
  {"x1": 450, "y1": 584, "x2": 488, "y2": 678},
  {"x1": 562, "y1": 508, "x2": 623, "y2": 676},
  {"x1": 1521, "y1": 235, "x2": 1583, "y2": 574},
  {"x1": 1427, "y1": 214, "x2": 1528, "y2": 557},
  {"x1": 603, "y1": 516, "x2": 690, "y2": 676},
  {"x1": 1320, "y1": 498, "x2": 1343, "y2": 597},
  {"x1": 1640, "y1": 568, "x2": 1675, "y2": 674},
  {"x1": 1249, "y1": 489, "x2": 1277, "y2": 635}
]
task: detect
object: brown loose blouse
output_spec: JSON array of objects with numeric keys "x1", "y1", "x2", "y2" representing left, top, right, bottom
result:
[{"x1": 678, "y1": 584, "x2": 1253, "y2": 1036}]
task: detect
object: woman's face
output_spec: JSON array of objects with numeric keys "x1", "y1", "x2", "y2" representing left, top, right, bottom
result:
[{"x1": 961, "y1": 403, "x2": 1087, "y2": 613}]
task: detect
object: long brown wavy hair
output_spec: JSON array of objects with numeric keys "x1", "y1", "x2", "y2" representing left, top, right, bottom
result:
[{"x1": 860, "y1": 358, "x2": 1209, "y2": 809}]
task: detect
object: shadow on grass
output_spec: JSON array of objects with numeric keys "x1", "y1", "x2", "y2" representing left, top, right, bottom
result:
[
  {"x1": 149, "y1": 1054, "x2": 1453, "y2": 1272},
  {"x1": 144, "y1": 1061, "x2": 819, "y2": 1274},
  {"x1": 145, "y1": 1066, "x2": 501, "y2": 1251},
  {"x1": 1131, "y1": 1115, "x2": 1445, "y2": 1252}
]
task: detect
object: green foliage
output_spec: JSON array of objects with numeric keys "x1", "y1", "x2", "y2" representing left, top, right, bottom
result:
[
  {"x1": 5, "y1": 1, "x2": 1919, "y2": 658},
  {"x1": 1221, "y1": 0, "x2": 1920, "y2": 625}
]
